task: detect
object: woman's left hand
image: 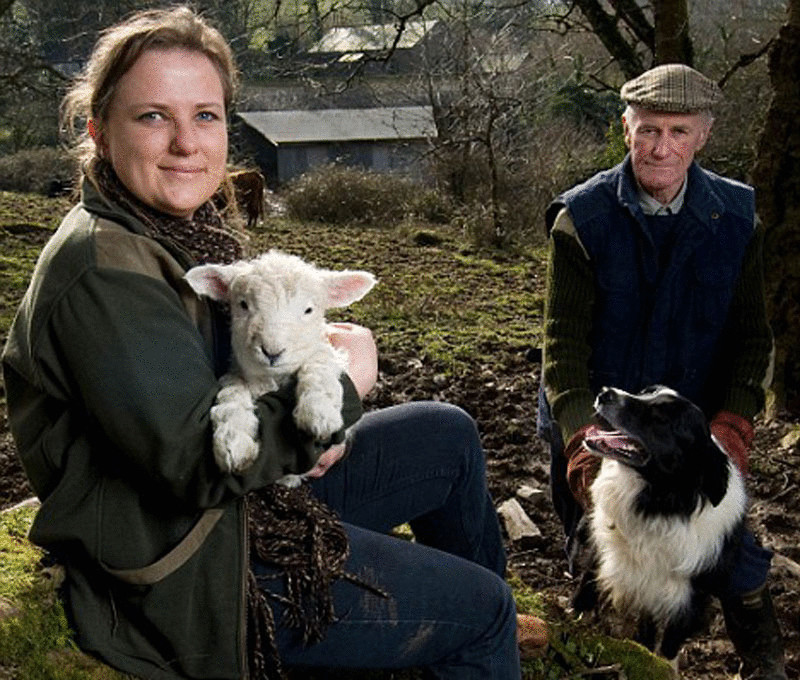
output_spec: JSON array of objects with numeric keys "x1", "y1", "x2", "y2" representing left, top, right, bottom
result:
[{"x1": 304, "y1": 442, "x2": 347, "y2": 479}]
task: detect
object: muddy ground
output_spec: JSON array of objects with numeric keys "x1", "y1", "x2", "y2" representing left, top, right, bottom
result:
[{"x1": 0, "y1": 208, "x2": 798, "y2": 679}]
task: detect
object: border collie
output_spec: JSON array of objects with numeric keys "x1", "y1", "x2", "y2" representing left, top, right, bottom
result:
[{"x1": 572, "y1": 385, "x2": 748, "y2": 661}]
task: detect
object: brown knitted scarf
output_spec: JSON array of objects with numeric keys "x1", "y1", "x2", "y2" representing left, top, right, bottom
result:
[
  {"x1": 94, "y1": 164, "x2": 384, "y2": 678},
  {"x1": 94, "y1": 160, "x2": 243, "y2": 265}
]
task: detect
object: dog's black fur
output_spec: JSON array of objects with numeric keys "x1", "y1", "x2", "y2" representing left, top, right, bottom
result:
[{"x1": 571, "y1": 385, "x2": 747, "y2": 660}]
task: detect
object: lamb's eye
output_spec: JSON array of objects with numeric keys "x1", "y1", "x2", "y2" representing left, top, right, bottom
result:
[
  {"x1": 239, "y1": 299, "x2": 249, "y2": 311},
  {"x1": 304, "y1": 306, "x2": 313, "y2": 315}
]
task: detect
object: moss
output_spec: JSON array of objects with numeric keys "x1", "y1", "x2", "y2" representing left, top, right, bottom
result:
[
  {"x1": 511, "y1": 574, "x2": 673, "y2": 680},
  {"x1": 0, "y1": 506, "x2": 131, "y2": 680}
]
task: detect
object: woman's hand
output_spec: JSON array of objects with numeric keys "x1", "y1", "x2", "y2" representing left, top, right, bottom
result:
[
  {"x1": 304, "y1": 442, "x2": 347, "y2": 479},
  {"x1": 327, "y1": 322, "x2": 378, "y2": 399}
]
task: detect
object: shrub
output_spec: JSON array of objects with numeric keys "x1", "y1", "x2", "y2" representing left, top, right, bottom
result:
[
  {"x1": 440, "y1": 119, "x2": 606, "y2": 249},
  {"x1": 282, "y1": 163, "x2": 448, "y2": 226},
  {"x1": 0, "y1": 147, "x2": 76, "y2": 195}
]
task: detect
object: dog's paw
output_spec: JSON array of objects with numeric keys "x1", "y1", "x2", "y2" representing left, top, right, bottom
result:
[
  {"x1": 211, "y1": 401, "x2": 260, "y2": 473},
  {"x1": 293, "y1": 395, "x2": 343, "y2": 441}
]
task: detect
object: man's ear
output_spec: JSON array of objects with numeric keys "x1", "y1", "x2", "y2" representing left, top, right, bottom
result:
[
  {"x1": 696, "y1": 122, "x2": 712, "y2": 153},
  {"x1": 621, "y1": 114, "x2": 632, "y2": 149}
]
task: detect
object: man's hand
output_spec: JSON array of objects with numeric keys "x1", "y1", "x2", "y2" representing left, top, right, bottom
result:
[
  {"x1": 565, "y1": 425, "x2": 601, "y2": 509},
  {"x1": 710, "y1": 411, "x2": 754, "y2": 476},
  {"x1": 327, "y1": 322, "x2": 378, "y2": 399}
]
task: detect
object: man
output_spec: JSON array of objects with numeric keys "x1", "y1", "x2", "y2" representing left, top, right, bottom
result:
[{"x1": 537, "y1": 64, "x2": 786, "y2": 680}]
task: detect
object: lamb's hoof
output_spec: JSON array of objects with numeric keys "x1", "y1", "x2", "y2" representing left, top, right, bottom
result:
[
  {"x1": 275, "y1": 474, "x2": 305, "y2": 488},
  {"x1": 211, "y1": 402, "x2": 260, "y2": 473},
  {"x1": 214, "y1": 432, "x2": 259, "y2": 473},
  {"x1": 293, "y1": 400, "x2": 343, "y2": 441}
]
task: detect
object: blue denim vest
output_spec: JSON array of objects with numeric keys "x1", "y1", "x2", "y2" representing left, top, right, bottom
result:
[{"x1": 547, "y1": 157, "x2": 755, "y2": 413}]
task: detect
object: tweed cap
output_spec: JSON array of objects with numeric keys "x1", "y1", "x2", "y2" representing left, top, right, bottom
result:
[{"x1": 620, "y1": 64, "x2": 721, "y2": 113}]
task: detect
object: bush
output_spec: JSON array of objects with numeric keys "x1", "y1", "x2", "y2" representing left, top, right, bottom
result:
[
  {"x1": 438, "y1": 119, "x2": 606, "y2": 249},
  {"x1": 281, "y1": 163, "x2": 450, "y2": 226},
  {"x1": 0, "y1": 147, "x2": 76, "y2": 195}
]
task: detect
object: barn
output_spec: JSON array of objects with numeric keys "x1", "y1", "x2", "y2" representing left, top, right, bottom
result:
[{"x1": 236, "y1": 106, "x2": 437, "y2": 187}]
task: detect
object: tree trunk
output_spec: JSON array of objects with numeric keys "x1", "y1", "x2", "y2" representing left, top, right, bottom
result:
[
  {"x1": 751, "y1": 0, "x2": 800, "y2": 414},
  {"x1": 653, "y1": 0, "x2": 693, "y2": 65}
]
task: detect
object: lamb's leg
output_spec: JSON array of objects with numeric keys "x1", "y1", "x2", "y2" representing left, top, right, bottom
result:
[
  {"x1": 211, "y1": 375, "x2": 262, "y2": 472},
  {"x1": 293, "y1": 362, "x2": 344, "y2": 441}
]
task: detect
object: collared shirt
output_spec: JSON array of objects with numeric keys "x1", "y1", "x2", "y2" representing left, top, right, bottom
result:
[{"x1": 637, "y1": 178, "x2": 688, "y2": 215}]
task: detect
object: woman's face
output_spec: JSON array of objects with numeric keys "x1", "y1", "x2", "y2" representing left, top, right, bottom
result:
[{"x1": 92, "y1": 48, "x2": 228, "y2": 219}]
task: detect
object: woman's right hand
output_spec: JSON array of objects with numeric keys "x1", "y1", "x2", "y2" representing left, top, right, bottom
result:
[{"x1": 327, "y1": 322, "x2": 378, "y2": 399}]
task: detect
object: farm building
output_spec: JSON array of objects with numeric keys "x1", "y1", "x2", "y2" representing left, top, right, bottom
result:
[
  {"x1": 305, "y1": 20, "x2": 445, "y2": 73},
  {"x1": 236, "y1": 106, "x2": 437, "y2": 186}
]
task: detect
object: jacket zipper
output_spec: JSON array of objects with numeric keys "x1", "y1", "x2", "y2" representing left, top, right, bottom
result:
[{"x1": 240, "y1": 496, "x2": 249, "y2": 678}]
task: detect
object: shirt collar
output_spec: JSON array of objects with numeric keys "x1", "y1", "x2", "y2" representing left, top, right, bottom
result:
[{"x1": 637, "y1": 177, "x2": 688, "y2": 216}]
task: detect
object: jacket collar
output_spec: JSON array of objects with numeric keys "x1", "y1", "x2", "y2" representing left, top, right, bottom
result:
[
  {"x1": 616, "y1": 155, "x2": 726, "y2": 233},
  {"x1": 80, "y1": 177, "x2": 150, "y2": 236}
]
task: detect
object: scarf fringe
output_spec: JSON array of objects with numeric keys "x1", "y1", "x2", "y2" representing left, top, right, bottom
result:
[{"x1": 246, "y1": 484, "x2": 388, "y2": 679}]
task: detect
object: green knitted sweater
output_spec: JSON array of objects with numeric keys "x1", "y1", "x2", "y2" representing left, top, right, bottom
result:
[{"x1": 542, "y1": 208, "x2": 773, "y2": 444}]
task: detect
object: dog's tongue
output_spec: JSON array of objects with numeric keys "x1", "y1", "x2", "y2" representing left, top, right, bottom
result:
[{"x1": 582, "y1": 424, "x2": 645, "y2": 463}]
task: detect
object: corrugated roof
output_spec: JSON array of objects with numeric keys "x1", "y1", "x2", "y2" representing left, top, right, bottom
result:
[
  {"x1": 307, "y1": 20, "x2": 438, "y2": 53},
  {"x1": 238, "y1": 107, "x2": 437, "y2": 145}
]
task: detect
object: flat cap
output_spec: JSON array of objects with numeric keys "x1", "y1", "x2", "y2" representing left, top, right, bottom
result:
[{"x1": 620, "y1": 63, "x2": 721, "y2": 113}]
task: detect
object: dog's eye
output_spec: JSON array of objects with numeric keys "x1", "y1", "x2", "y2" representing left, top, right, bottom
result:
[
  {"x1": 304, "y1": 306, "x2": 313, "y2": 315},
  {"x1": 239, "y1": 299, "x2": 248, "y2": 311}
]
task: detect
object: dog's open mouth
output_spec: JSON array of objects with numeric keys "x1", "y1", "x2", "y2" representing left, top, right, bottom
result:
[{"x1": 582, "y1": 424, "x2": 649, "y2": 467}]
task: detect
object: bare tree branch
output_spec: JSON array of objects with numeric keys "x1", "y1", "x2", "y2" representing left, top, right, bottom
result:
[
  {"x1": 717, "y1": 37, "x2": 775, "y2": 88},
  {"x1": 571, "y1": 0, "x2": 646, "y2": 78},
  {"x1": 610, "y1": 0, "x2": 654, "y2": 51}
]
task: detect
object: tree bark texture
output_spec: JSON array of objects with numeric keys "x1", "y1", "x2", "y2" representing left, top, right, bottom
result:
[
  {"x1": 653, "y1": 0, "x2": 693, "y2": 65},
  {"x1": 751, "y1": 3, "x2": 800, "y2": 413}
]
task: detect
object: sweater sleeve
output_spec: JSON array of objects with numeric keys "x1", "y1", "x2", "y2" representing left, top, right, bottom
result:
[
  {"x1": 716, "y1": 221, "x2": 774, "y2": 421},
  {"x1": 542, "y1": 208, "x2": 597, "y2": 443},
  {"x1": 43, "y1": 265, "x2": 356, "y2": 507}
]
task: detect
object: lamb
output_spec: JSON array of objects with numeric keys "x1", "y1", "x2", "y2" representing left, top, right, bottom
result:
[{"x1": 185, "y1": 250, "x2": 377, "y2": 481}]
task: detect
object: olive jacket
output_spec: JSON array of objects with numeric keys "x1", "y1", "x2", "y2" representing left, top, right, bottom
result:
[{"x1": 1, "y1": 180, "x2": 361, "y2": 678}]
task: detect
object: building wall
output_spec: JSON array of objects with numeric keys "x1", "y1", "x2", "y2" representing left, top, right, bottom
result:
[{"x1": 272, "y1": 140, "x2": 429, "y2": 185}]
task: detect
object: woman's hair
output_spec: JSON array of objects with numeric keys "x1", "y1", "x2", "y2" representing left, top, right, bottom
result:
[{"x1": 61, "y1": 5, "x2": 240, "y2": 183}]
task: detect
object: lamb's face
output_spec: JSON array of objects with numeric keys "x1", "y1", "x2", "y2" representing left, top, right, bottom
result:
[{"x1": 229, "y1": 267, "x2": 327, "y2": 380}]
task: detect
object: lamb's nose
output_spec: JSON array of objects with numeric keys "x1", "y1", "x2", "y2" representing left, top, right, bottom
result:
[{"x1": 261, "y1": 347, "x2": 284, "y2": 366}]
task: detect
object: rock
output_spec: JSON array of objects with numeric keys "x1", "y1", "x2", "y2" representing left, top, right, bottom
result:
[
  {"x1": 497, "y1": 498, "x2": 542, "y2": 543},
  {"x1": 516, "y1": 484, "x2": 548, "y2": 507}
]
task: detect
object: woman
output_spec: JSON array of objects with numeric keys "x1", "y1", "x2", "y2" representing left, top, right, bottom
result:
[{"x1": 1, "y1": 7, "x2": 546, "y2": 679}]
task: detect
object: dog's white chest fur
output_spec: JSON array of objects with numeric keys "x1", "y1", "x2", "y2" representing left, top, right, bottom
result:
[{"x1": 589, "y1": 459, "x2": 746, "y2": 621}]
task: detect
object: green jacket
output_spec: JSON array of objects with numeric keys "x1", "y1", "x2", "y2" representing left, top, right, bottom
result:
[{"x1": 1, "y1": 181, "x2": 362, "y2": 678}]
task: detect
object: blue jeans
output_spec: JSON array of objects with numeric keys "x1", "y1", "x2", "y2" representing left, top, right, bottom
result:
[{"x1": 254, "y1": 401, "x2": 520, "y2": 679}]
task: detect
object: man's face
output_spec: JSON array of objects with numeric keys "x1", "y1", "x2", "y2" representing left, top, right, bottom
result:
[{"x1": 623, "y1": 108, "x2": 712, "y2": 205}]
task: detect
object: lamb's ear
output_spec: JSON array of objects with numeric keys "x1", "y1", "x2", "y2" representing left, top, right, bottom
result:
[
  {"x1": 184, "y1": 264, "x2": 238, "y2": 301},
  {"x1": 322, "y1": 270, "x2": 377, "y2": 308}
]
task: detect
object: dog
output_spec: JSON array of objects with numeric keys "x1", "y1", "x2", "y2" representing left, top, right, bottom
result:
[{"x1": 571, "y1": 385, "x2": 748, "y2": 662}]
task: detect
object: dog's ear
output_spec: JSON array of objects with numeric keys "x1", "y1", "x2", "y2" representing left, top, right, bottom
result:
[{"x1": 701, "y1": 438, "x2": 730, "y2": 506}]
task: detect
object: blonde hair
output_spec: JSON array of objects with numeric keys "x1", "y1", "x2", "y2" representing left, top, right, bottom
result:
[{"x1": 61, "y1": 6, "x2": 239, "y2": 184}]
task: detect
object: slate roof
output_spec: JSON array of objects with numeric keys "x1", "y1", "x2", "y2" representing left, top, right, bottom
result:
[
  {"x1": 307, "y1": 20, "x2": 438, "y2": 54},
  {"x1": 237, "y1": 106, "x2": 437, "y2": 145}
]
